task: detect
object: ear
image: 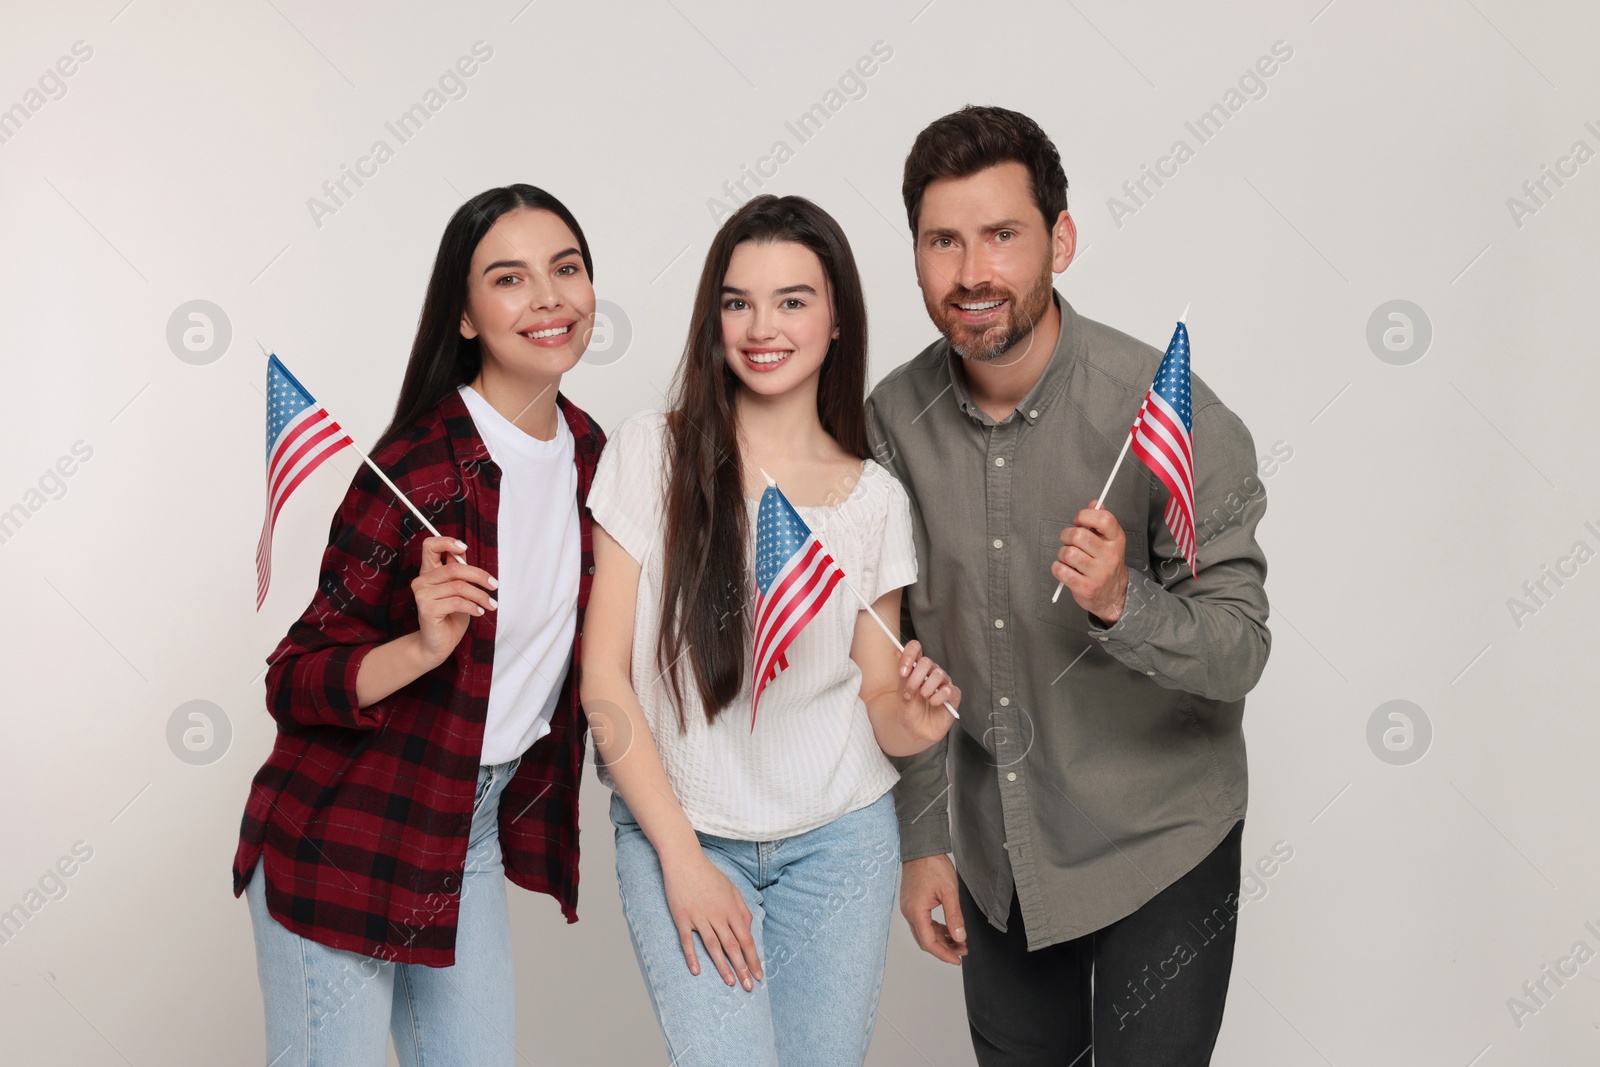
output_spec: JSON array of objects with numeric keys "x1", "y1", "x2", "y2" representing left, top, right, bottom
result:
[
  {"x1": 460, "y1": 312, "x2": 478, "y2": 340},
  {"x1": 1050, "y1": 210, "x2": 1077, "y2": 274}
]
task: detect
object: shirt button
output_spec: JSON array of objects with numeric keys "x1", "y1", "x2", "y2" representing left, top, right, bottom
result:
[
  {"x1": 587, "y1": 565, "x2": 595, "y2": 575},
  {"x1": 999, "y1": 697, "x2": 1010, "y2": 706},
  {"x1": 1145, "y1": 670, "x2": 1156, "y2": 676},
  {"x1": 994, "y1": 457, "x2": 1005, "y2": 467},
  {"x1": 1029, "y1": 409, "x2": 1039, "y2": 419},
  {"x1": 993, "y1": 539, "x2": 1003, "y2": 549},
  {"x1": 994, "y1": 619, "x2": 1005, "y2": 629},
  {"x1": 1006, "y1": 772, "x2": 1017, "y2": 782},
  {"x1": 1096, "y1": 634, "x2": 1108, "y2": 641}
]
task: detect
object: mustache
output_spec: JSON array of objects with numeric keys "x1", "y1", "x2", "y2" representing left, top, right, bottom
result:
[{"x1": 945, "y1": 287, "x2": 1014, "y2": 306}]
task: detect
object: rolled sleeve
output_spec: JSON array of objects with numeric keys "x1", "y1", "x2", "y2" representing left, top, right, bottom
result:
[
  {"x1": 266, "y1": 641, "x2": 382, "y2": 730},
  {"x1": 891, "y1": 735, "x2": 953, "y2": 861}
]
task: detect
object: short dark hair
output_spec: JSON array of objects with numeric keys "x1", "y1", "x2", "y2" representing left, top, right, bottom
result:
[{"x1": 901, "y1": 105, "x2": 1068, "y2": 237}]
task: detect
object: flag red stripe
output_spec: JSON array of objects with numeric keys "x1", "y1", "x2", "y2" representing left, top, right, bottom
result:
[
  {"x1": 266, "y1": 434, "x2": 351, "y2": 533},
  {"x1": 753, "y1": 558, "x2": 833, "y2": 683},
  {"x1": 264, "y1": 406, "x2": 327, "y2": 483},
  {"x1": 750, "y1": 567, "x2": 843, "y2": 727},
  {"x1": 1136, "y1": 397, "x2": 1193, "y2": 489},
  {"x1": 754, "y1": 541, "x2": 825, "y2": 638},
  {"x1": 760, "y1": 570, "x2": 841, "y2": 684},
  {"x1": 1132, "y1": 435, "x2": 1194, "y2": 524},
  {"x1": 258, "y1": 433, "x2": 352, "y2": 610},
  {"x1": 751, "y1": 539, "x2": 841, "y2": 716},
  {"x1": 267, "y1": 418, "x2": 345, "y2": 507},
  {"x1": 1132, "y1": 415, "x2": 1195, "y2": 519},
  {"x1": 1142, "y1": 397, "x2": 1193, "y2": 474},
  {"x1": 754, "y1": 573, "x2": 833, "y2": 689},
  {"x1": 753, "y1": 547, "x2": 837, "y2": 686},
  {"x1": 1131, "y1": 392, "x2": 1199, "y2": 573},
  {"x1": 266, "y1": 413, "x2": 341, "y2": 492},
  {"x1": 755, "y1": 549, "x2": 835, "y2": 667}
]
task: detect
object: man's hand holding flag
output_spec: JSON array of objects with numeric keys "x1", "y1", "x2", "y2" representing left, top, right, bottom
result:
[{"x1": 1050, "y1": 308, "x2": 1198, "y2": 620}]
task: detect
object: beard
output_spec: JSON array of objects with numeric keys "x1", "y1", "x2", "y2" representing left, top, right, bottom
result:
[{"x1": 928, "y1": 263, "x2": 1055, "y2": 364}]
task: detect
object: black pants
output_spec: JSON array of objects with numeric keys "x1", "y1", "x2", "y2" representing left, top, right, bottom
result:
[{"x1": 961, "y1": 819, "x2": 1244, "y2": 1067}]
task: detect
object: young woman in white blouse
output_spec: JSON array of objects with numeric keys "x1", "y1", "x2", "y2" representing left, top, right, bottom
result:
[{"x1": 581, "y1": 195, "x2": 959, "y2": 1066}]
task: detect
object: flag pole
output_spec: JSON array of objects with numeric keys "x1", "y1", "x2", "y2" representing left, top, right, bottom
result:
[
  {"x1": 1050, "y1": 304, "x2": 1187, "y2": 604},
  {"x1": 762, "y1": 469, "x2": 959, "y2": 720},
  {"x1": 260, "y1": 343, "x2": 467, "y2": 567}
]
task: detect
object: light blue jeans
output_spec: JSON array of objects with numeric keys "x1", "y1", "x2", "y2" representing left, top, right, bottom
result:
[
  {"x1": 245, "y1": 758, "x2": 521, "y2": 1067},
  {"x1": 610, "y1": 789, "x2": 900, "y2": 1067}
]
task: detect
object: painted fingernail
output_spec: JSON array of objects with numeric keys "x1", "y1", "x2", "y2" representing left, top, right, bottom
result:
[
  {"x1": 488, "y1": 598, "x2": 498, "y2": 610},
  {"x1": 487, "y1": 576, "x2": 499, "y2": 590},
  {"x1": 475, "y1": 606, "x2": 485, "y2": 615},
  {"x1": 455, "y1": 539, "x2": 467, "y2": 551}
]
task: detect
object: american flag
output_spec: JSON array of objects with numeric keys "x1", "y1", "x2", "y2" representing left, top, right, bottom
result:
[
  {"x1": 750, "y1": 480, "x2": 845, "y2": 729},
  {"x1": 256, "y1": 354, "x2": 352, "y2": 608},
  {"x1": 1130, "y1": 321, "x2": 1197, "y2": 576}
]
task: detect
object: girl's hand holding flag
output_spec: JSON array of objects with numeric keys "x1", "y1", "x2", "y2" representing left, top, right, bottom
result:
[
  {"x1": 752, "y1": 468, "x2": 959, "y2": 757},
  {"x1": 893, "y1": 638, "x2": 960, "y2": 747}
]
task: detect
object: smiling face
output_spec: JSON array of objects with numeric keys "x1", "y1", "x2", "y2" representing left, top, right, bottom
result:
[
  {"x1": 914, "y1": 161, "x2": 1073, "y2": 363},
  {"x1": 719, "y1": 239, "x2": 838, "y2": 396},
  {"x1": 459, "y1": 207, "x2": 595, "y2": 377}
]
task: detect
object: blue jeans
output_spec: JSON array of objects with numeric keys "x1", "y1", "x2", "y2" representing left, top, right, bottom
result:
[
  {"x1": 610, "y1": 789, "x2": 900, "y2": 1067},
  {"x1": 245, "y1": 758, "x2": 521, "y2": 1067}
]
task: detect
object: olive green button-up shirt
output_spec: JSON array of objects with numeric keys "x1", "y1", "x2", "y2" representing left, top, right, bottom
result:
[{"x1": 866, "y1": 291, "x2": 1271, "y2": 950}]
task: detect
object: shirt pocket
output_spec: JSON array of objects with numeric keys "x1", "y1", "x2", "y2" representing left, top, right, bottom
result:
[{"x1": 1035, "y1": 517, "x2": 1148, "y2": 629}]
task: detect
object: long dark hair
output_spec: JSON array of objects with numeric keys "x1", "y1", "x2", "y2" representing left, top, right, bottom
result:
[
  {"x1": 373, "y1": 185, "x2": 593, "y2": 454},
  {"x1": 657, "y1": 195, "x2": 870, "y2": 728}
]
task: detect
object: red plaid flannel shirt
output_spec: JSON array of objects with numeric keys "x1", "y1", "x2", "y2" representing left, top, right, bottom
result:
[{"x1": 233, "y1": 386, "x2": 603, "y2": 966}]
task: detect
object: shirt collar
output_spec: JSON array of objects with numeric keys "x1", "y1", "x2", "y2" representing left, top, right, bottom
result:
[
  {"x1": 946, "y1": 288, "x2": 1080, "y2": 428},
  {"x1": 436, "y1": 384, "x2": 493, "y2": 468}
]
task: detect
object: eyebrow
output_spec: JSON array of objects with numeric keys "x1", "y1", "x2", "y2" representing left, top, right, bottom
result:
[
  {"x1": 720, "y1": 283, "x2": 820, "y2": 297},
  {"x1": 921, "y1": 219, "x2": 1030, "y2": 240},
  {"x1": 481, "y1": 247, "x2": 582, "y2": 275}
]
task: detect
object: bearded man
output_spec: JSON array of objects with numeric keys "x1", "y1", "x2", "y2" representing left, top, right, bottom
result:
[{"x1": 866, "y1": 105, "x2": 1273, "y2": 1067}]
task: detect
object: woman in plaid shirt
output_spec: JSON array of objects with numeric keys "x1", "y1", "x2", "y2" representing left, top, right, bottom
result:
[{"x1": 232, "y1": 185, "x2": 605, "y2": 1067}]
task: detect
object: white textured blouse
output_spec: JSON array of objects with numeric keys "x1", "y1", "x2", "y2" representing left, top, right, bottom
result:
[{"x1": 587, "y1": 411, "x2": 918, "y2": 839}]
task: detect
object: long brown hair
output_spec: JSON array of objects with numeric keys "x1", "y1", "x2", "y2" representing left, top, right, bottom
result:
[{"x1": 657, "y1": 195, "x2": 870, "y2": 728}]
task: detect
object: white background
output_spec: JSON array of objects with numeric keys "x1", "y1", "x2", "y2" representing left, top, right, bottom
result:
[{"x1": 1, "y1": 1, "x2": 1597, "y2": 1064}]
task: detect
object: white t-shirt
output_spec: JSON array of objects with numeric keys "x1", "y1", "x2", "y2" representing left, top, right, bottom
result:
[
  {"x1": 586, "y1": 411, "x2": 919, "y2": 839},
  {"x1": 457, "y1": 384, "x2": 580, "y2": 766}
]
